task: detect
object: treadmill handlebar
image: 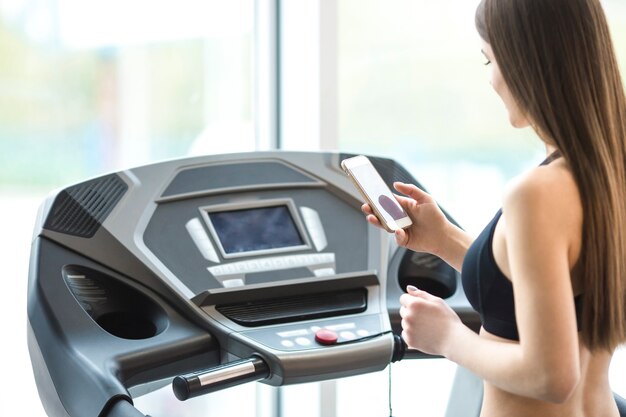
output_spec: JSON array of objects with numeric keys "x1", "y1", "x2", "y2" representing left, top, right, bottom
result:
[
  {"x1": 103, "y1": 399, "x2": 149, "y2": 417},
  {"x1": 391, "y1": 334, "x2": 407, "y2": 363},
  {"x1": 172, "y1": 356, "x2": 270, "y2": 401},
  {"x1": 173, "y1": 334, "x2": 402, "y2": 401}
]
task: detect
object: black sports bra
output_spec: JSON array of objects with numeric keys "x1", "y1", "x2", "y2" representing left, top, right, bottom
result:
[{"x1": 461, "y1": 151, "x2": 582, "y2": 340}]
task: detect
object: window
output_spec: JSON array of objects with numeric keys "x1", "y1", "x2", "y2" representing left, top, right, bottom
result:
[
  {"x1": 0, "y1": 0, "x2": 255, "y2": 190},
  {"x1": 337, "y1": 0, "x2": 626, "y2": 235},
  {"x1": 1, "y1": 1, "x2": 255, "y2": 416}
]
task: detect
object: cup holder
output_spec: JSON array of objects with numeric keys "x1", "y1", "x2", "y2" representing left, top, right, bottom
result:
[
  {"x1": 96, "y1": 311, "x2": 159, "y2": 340},
  {"x1": 63, "y1": 265, "x2": 168, "y2": 340},
  {"x1": 397, "y1": 251, "x2": 457, "y2": 299}
]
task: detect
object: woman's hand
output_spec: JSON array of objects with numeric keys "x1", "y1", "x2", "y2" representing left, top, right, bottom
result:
[
  {"x1": 399, "y1": 285, "x2": 462, "y2": 356},
  {"x1": 361, "y1": 182, "x2": 451, "y2": 256}
]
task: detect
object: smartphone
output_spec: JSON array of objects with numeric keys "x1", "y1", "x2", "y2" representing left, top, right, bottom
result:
[{"x1": 341, "y1": 155, "x2": 412, "y2": 232}]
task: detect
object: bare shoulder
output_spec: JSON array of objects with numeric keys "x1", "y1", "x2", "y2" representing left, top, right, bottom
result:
[
  {"x1": 503, "y1": 159, "x2": 582, "y2": 248},
  {"x1": 504, "y1": 160, "x2": 580, "y2": 212}
]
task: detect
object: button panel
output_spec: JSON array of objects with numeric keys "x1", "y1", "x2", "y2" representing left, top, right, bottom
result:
[
  {"x1": 242, "y1": 315, "x2": 383, "y2": 352},
  {"x1": 339, "y1": 331, "x2": 356, "y2": 340},
  {"x1": 208, "y1": 253, "x2": 335, "y2": 277},
  {"x1": 186, "y1": 218, "x2": 220, "y2": 263},
  {"x1": 300, "y1": 207, "x2": 328, "y2": 251},
  {"x1": 315, "y1": 329, "x2": 338, "y2": 345}
]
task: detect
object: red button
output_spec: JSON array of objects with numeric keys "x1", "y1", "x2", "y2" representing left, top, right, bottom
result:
[{"x1": 315, "y1": 329, "x2": 338, "y2": 345}]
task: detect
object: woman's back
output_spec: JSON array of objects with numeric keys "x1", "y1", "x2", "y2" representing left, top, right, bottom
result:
[
  {"x1": 480, "y1": 156, "x2": 617, "y2": 416},
  {"x1": 481, "y1": 331, "x2": 617, "y2": 417}
]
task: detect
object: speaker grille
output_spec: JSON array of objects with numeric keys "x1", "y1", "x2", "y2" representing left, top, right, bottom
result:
[
  {"x1": 216, "y1": 288, "x2": 367, "y2": 327},
  {"x1": 44, "y1": 174, "x2": 128, "y2": 238}
]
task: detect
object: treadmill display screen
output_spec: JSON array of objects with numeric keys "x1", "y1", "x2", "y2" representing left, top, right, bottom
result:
[{"x1": 208, "y1": 205, "x2": 305, "y2": 254}]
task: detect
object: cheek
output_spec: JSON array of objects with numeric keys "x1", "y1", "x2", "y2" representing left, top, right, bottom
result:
[{"x1": 490, "y1": 69, "x2": 504, "y2": 95}]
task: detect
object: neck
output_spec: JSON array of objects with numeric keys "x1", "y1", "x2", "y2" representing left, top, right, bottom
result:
[{"x1": 546, "y1": 144, "x2": 558, "y2": 156}]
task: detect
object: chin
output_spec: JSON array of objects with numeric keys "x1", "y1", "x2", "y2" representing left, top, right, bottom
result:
[{"x1": 509, "y1": 115, "x2": 531, "y2": 129}]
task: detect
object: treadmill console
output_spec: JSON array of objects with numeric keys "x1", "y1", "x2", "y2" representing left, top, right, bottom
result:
[{"x1": 27, "y1": 151, "x2": 477, "y2": 417}]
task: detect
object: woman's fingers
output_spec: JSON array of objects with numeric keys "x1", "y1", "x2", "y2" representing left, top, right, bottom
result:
[
  {"x1": 406, "y1": 285, "x2": 424, "y2": 295},
  {"x1": 394, "y1": 228, "x2": 409, "y2": 246},
  {"x1": 400, "y1": 287, "x2": 439, "y2": 305},
  {"x1": 366, "y1": 214, "x2": 381, "y2": 227},
  {"x1": 394, "y1": 182, "x2": 432, "y2": 204},
  {"x1": 361, "y1": 204, "x2": 380, "y2": 225}
]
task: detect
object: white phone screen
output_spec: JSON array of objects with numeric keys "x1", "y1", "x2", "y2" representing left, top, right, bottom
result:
[{"x1": 348, "y1": 160, "x2": 409, "y2": 229}]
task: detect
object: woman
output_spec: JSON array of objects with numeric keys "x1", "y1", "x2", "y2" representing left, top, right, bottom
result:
[{"x1": 363, "y1": 0, "x2": 626, "y2": 415}]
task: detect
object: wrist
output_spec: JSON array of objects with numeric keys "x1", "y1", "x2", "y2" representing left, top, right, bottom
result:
[
  {"x1": 431, "y1": 220, "x2": 460, "y2": 258},
  {"x1": 443, "y1": 321, "x2": 470, "y2": 362},
  {"x1": 434, "y1": 221, "x2": 473, "y2": 272}
]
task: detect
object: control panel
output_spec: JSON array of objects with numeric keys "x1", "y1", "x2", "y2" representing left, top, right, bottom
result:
[{"x1": 27, "y1": 151, "x2": 478, "y2": 417}]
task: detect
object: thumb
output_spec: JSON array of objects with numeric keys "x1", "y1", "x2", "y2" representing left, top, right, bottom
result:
[
  {"x1": 406, "y1": 285, "x2": 437, "y2": 301},
  {"x1": 406, "y1": 285, "x2": 420, "y2": 295}
]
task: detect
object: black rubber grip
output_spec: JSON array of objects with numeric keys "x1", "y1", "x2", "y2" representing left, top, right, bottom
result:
[{"x1": 104, "y1": 399, "x2": 147, "y2": 417}]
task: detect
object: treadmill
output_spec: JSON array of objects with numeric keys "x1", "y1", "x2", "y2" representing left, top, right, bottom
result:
[{"x1": 28, "y1": 151, "x2": 621, "y2": 416}]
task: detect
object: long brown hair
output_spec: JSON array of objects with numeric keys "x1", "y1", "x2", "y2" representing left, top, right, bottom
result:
[{"x1": 476, "y1": 0, "x2": 626, "y2": 351}]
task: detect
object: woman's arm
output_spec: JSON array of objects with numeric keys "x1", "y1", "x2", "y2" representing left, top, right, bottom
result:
[
  {"x1": 362, "y1": 182, "x2": 474, "y2": 272},
  {"x1": 431, "y1": 220, "x2": 474, "y2": 272},
  {"x1": 400, "y1": 169, "x2": 582, "y2": 402}
]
